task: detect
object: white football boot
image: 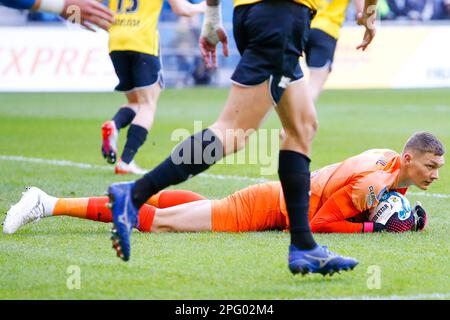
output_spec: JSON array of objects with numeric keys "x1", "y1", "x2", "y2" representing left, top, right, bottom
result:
[
  {"x1": 3, "y1": 187, "x2": 56, "y2": 234},
  {"x1": 114, "y1": 159, "x2": 147, "y2": 175}
]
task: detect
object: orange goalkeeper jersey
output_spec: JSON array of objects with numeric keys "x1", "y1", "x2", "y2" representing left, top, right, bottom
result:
[{"x1": 212, "y1": 149, "x2": 407, "y2": 233}]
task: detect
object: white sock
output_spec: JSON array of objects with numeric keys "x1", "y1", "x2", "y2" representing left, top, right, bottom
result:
[{"x1": 40, "y1": 193, "x2": 58, "y2": 217}]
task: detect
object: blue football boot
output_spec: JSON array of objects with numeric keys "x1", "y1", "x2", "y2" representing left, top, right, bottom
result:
[
  {"x1": 288, "y1": 245, "x2": 358, "y2": 276},
  {"x1": 107, "y1": 182, "x2": 139, "y2": 261}
]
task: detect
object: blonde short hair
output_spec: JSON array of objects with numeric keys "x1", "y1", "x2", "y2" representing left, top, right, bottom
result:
[{"x1": 403, "y1": 132, "x2": 445, "y2": 156}]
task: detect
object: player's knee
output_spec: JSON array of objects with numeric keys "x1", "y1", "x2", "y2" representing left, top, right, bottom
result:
[
  {"x1": 125, "y1": 104, "x2": 139, "y2": 113},
  {"x1": 303, "y1": 116, "x2": 319, "y2": 142},
  {"x1": 283, "y1": 120, "x2": 317, "y2": 148},
  {"x1": 150, "y1": 215, "x2": 174, "y2": 233},
  {"x1": 211, "y1": 121, "x2": 254, "y2": 155},
  {"x1": 152, "y1": 222, "x2": 175, "y2": 233}
]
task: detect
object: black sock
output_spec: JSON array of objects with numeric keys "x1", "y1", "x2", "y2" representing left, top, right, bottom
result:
[
  {"x1": 132, "y1": 129, "x2": 223, "y2": 208},
  {"x1": 121, "y1": 124, "x2": 148, "y2": 164},
  {"x1": 112, "y1": 107, "x2": 136, "y2": 130},
  {"x1": 278, "y1": 150, "x2": 317, "y2": 250}
]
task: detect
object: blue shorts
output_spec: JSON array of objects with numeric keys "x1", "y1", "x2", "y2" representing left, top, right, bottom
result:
[
  {"x1": 110, "y1": 51, "x2": 164, "y2": 92},
  {"x1": 304, "y1": 28, "x2": 337, "y2": 71},
  {"x1": 231, "y1": 1, "x2": 314, "y2": 104}
]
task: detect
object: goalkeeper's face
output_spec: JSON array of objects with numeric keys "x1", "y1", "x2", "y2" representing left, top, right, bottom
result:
[{"x1": 407, "y1": 152, "x2": 445, "y2": 190}]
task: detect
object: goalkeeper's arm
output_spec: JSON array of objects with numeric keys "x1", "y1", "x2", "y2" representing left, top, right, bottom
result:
[{"x1": 309, "y1": 186, "x2": 368, "y2": 233}]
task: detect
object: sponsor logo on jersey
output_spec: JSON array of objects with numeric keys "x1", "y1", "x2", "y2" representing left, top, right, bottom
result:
[
  {"x1": 367, "y1": 185, "x2": 377, "y2": 207},
  {"x1": 376, "y1": 158, "x2": 387, "y2": 167}
]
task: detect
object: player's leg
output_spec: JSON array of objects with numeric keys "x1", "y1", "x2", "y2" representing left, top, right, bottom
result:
[
  {"x1": 115, "y1": 53, "x2": 163, "y2": 175},
  {"x1": 208, "y1": 82, "x2": 274, "y2": 154},
  {"x1": 147, "y1": 190, "x2": 207, "y2": 208},
  {"x1": 308, "y1": 68, "x2": 330, "y2": 103},
  {"x1": 272, "y1": 5, "x2": 357, "y2": 275},
  {"x1": 151, "y1": 181, "x2": 286, "y2": 233},
  {"x1": 304, "y1": 28, "x2": 337, "y2": 102},
  {"x1": 211, "y1": 182, "x2": 288, "y2": 232},
  {"x1": 152, "y1": 200, "x2": 213, "y2": 232},
  {"x1": 277, "y1": 77, "x2": 358, "y2": 276},
  {"x1": 153, "y1": 182, "x2": 288, "y2": 233},
  {"x1": 101, "y1": 93, "x2": 139, "y2": 164},
  {"x1": 115, "y1": 84, "x2": 161, "y2": 175},
  {"x1": 113, "y1": 91, "x2": 139, "y2": 132},
  {"x1": 102, "y1": 52, "x2": 138, "y2": 164},
  {"x1": 275, "y1": 78, "x2": 318, "y2": 247},
  {"x1": 2, "y1": 186, "x2": 157, "y2": 234}
]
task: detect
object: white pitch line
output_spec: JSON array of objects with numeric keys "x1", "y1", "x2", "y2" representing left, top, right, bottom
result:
[
  {"x1": 1, "y1": 155, "x2": 449, "y2": 198},
  {"x1": 0, "y1": 155, "x2": 111, "y2": 171},
  {"x1": 324, "y1": 292, "x2": 450, "y2": 300},
  {"x1": 200, "y1": 173, "x2": 268, "y2": 184},
  {"x1": 408, "y1": 191, "x2": 450, "y2": 199},
  {"x1": 0, "y1": 155, "x2": 270, "y2": 184}
]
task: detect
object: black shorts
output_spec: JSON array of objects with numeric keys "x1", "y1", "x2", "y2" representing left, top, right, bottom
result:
[
  {"x1": 110, "y1": 51, "x2": 164, "y2": 92},
  {"x1": 231, "y1": 1, "x2": 313, "y2": 104},
  {"x1": 304, "y1": 28, "x2": 337, "y2": 71}
]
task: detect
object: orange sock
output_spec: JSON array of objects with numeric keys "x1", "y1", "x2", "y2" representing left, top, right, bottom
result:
[
  {"x1": 53, "y1": 198, "x2": 89, "y2": 218},
  {"x1": 86, "y1": 197, "x2": 112, "y2": 223},
  {"x1": 53, "y1": 197, "x2": 112, "y2": 223},
  {"x1": 146, "y1": 190, "x2": 207, "y2": 208},
  {"x1": 53, "y1": 197, "x2": 155, "y2": 230},
  {"x1": 137, "y1": 205, "x2": 156, "y2": 232}
]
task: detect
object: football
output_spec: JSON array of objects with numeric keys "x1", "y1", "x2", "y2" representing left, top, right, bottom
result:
[{"x1": 369, "y1": 191, "x2": 415, "y2": 232}]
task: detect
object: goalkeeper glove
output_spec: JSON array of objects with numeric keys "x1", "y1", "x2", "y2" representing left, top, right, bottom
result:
[
  {"x1": 412, "y1": 201, "x2": 427, "y2": 231},
  {"x1": 363, "y1": 222, "x2": 386, "y2": 232},
  {"x1": 364, "y1": 222, "x2": 408, "y2": 233}
]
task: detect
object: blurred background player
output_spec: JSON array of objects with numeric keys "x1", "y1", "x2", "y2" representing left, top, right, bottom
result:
[
  {"x1": 306, "y1": 0, "x2": 364, "y2": 102},
  {"x1": 0, "y1": 0, "x2": 114, "y2": 30},
  {"x1": 102, "y1": 0, "x2": 205, "y2": 174},
  {"x1": 4, "y1": 132, "x2": 442, "y2": 237},
  {"x1": 106, "y1": 0, "x2": 376, "y2": 273}
]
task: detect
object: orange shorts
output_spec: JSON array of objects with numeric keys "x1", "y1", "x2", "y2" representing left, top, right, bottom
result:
[
  {"x1": 211, "y1": 182, "x2": 288, "y2": 232},
  {"x1": 211, "y1": 181, "x2": 322, "y2": 232}
]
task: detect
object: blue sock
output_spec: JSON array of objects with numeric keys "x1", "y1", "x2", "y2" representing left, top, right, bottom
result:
[
  {"x1": 132, "y1": 129, "x2": 223, "y2": 208},
  {"x1": 121, "y1": 124, "x2": 148, "y2": 164},
  {"x1": 112, "y1": 107, "x2": 136, "y2": 130},
  {"x1": 278, "y1": 150, "x2": 317, "y2": 250}
]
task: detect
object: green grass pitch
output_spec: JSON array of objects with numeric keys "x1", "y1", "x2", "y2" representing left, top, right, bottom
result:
[{"x1": 0, "y1": 88, "x2": 449, "y2": 299}]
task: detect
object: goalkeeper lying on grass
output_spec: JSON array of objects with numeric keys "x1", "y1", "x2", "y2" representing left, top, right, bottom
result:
[{"x1": 3, "y1": 132, "x2": 444, "y2": 235}]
